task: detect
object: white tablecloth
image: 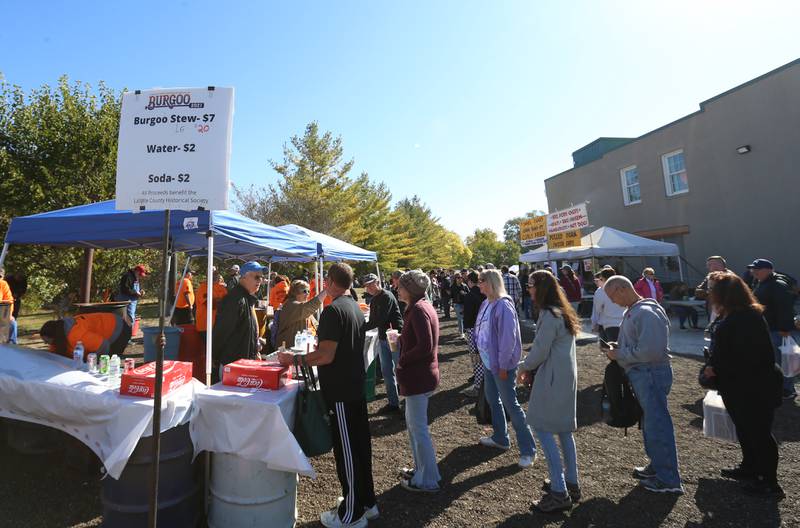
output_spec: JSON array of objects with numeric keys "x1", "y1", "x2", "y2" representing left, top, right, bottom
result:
[
  {"x1": 190, "y1": 381, "x2": 315, "y2": 477},
  {"x1": 0, "y1": 344, "x2": 201, "y2": 479}
]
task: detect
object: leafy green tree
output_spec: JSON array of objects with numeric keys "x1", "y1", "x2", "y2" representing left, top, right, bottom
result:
[{"x1": 0, "y1": 76, "x2": 161, "y2": 310}]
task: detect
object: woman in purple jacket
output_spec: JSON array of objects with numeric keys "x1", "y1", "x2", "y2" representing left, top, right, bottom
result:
[
  {"x1": 396, "y1": 270, "x2": 442, "y2": 492},
  {"x1": 474, "y1": 269, "x2": 537, "y2": 467}
]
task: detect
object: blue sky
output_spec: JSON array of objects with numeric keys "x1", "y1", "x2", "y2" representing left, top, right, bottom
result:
[{"x1": 2, "y1": 1, "x2": 798, "y2": 239}]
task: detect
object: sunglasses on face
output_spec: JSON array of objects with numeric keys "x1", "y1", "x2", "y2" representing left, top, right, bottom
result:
[
  {"x1": 252, "y1": 275, "x2": 264, "y2": 281},
  {"x1": 302, "y1": 289, "x2": 309, "y2": 294}
]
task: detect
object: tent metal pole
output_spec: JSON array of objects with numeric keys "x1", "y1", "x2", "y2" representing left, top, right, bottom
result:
[
  {"x1": 205, "y1": 234, "x2": 214, "y2": 387},
  {"x1": 148, "y1": 209, "x2": 171, "y2": 528},
  {"x1": 0, "y1": 243, "x2": 8, "y2": 268},
  {"x1": 204, "y1": 232, "x2": 214, "y2": 518},
  {"x1": 168, "y1": 256, "x2": 192, "y2": 324},
  {"x1": 266, "y1": 261, "x2": 272, "y2": 301},
  {"x1": 677, "y1": 255, "x2": 685, "y2": 283},
  {"x1": 375, "y1": 258, "x2": 381, "y2": 288}
]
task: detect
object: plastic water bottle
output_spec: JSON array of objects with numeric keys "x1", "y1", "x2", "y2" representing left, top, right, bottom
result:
[
  {"x1": 109, "y1": 354, "x2": 121, "y2": 381},
  {"x1": 294, "y1": 331, "x2": 302, "y2": 349},
  {"x1": 73, "y1": 341, "x2": 85, "y2": 370}
]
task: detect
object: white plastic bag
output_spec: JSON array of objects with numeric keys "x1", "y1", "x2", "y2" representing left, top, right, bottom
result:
[
  {"x1": 702, "y1": 390, "x2": 737, "y2": 443},
  {"x1": 780, "y1": 336, "x2": 800, "y2": 378}
]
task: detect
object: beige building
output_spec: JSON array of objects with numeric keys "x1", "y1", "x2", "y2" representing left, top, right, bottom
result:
[{"x1": 544, "y1": 58, "x2": 800, "y2": 284}]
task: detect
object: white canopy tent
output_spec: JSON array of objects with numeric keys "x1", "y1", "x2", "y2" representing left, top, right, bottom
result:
[{"x1": 519, "y1": 226, "x2": 683, "y2": 280}]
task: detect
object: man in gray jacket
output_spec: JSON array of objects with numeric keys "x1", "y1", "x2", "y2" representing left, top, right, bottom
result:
[{"x1": 604, "y1": 275, "x2": 683, "y2": 495}]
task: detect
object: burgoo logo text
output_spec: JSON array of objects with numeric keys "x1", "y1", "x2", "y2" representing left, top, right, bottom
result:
[{"x1": 145, "y1": 93, "x2": 205, "y2": 110}]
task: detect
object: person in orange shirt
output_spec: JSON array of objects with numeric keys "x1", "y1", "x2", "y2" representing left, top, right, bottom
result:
[
  {"x1": 309, "y1": 271, "x2": 332, "y2": 308},
  {"x1": 40, "y1": 312, "x2": 131, "y2": 360},
  {"x1": 0, "y1": 267, "x2": 17, "y2": 344},
  {"x1": 269, "y1": 275, "x2": 290, "y2": 309},
  {"x1": 196, "y1": 269, "x2": 228, "y2": 342},
  {"x1": 173, "y1": 270, "x2": 195, "y2": 325}
]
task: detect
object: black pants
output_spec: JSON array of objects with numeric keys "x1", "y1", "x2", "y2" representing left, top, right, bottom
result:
[
  {"x1": 723, "y1": 393, "x2": 779, "y2": 485},
  {"x1": 111, "y1": 323, "x2": 133, "y2": 357},
  {"x1": 172, "y1": 306, "x2": 194, "y2": 325},
  {"x1": 329, "y1": 398, "x2": 376, "y2": 524},
  {"x1": 440, "y1": 298, "x2": 451, "y2": 318}
]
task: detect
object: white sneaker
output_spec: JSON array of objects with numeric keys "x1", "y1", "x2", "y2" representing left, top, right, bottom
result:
[
  {"x1": 518, "y1": 455, "x2": 535, "y2": 468},
  {"x1": 336, "y1": 496, "x2": 380, "y2": 520},
  {"x1": 479, "y1": 436, "x2": 511, "y2": 451},
  {"x1": 320, "y1": 506, "x2": 368, "y2": 528}
]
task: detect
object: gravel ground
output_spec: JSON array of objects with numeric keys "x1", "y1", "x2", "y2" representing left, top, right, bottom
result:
[{"x1": 1, "y1": 315, "x2": 799, "y2": 527}]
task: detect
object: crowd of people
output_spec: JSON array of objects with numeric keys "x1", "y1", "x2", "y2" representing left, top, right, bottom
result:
[{"x1": 4, "y1": 248, "x2": 795, "y2": 527}]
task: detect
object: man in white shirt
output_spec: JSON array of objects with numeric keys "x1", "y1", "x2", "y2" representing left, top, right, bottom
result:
[{"x1": 591, "y1": 268, "x2": 625, "y2": 343}]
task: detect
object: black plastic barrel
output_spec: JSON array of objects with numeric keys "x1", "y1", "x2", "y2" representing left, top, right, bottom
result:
[
  {"x1": 5, "y1": 419, "x2": 66, "y2": 455},
  {"x1": 75, "y1": 301, "x2": 131, "y2": 319},
  {"x1": 102, "y1": 422, "x2": 200, "y2": 527}
]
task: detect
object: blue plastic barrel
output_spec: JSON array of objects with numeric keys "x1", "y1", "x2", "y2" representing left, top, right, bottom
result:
[{"x1": 142, "y1": 326, "x2": 182, "y2": 362}]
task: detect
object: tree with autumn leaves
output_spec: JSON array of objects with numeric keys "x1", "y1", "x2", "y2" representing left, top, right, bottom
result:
[{"x1": 234, "y1": 122, "x2": 472, "y2": 273}]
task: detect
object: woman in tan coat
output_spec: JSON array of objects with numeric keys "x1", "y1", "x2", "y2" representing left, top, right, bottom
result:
[{"x1": 275, "y1": 280, "x2": 327, "y2": 348}]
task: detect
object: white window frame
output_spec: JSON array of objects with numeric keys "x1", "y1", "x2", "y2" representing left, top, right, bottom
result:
[
  {"x1": 620, "y1": 165, "x2": 641, "y2": 206},
  {"x1": 661, "y1": 149, "x2": 688, "y2": 196}
]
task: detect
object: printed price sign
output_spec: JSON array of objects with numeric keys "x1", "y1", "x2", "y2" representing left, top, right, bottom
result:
[
  {"x1": 546, "y1": 203, "x2": 589, "y2": 234},
  {"x1": 520, "y1": 216, "x2": 547, "y2": 246},
  {"x1": 115, "y1": 87, "x2": 234, "y2": 211},
  {"x1": 548, "y1": 229, "x2": 582, "y2": 249}
]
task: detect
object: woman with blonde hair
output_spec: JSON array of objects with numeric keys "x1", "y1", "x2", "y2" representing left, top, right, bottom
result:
[
  {"x1": 275, "y1": 280, "x2": 327, "y2": 348},
  {"x1": 518, "y1": 269, "x2": 581, "y2": 512},
  {"x1": 474, "y1": 269, "x2": 536, "y2": 468}
]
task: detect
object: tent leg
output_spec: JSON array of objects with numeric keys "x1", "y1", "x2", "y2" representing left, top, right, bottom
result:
[
  {"x1": 0, "y1": 243, "x2": 8, "y2": 268},
  {"x1": 204, "y1": 232, "x2": 214, "y2": 518},
  {"x1": 266, "y1": 261, "x2": 272, "y2": 301},
  {"x1": 375, "y1": 259, "x2": 381, "y2": 288},
  {"x1": 205, "y1": 235, "x2": 214, "y2": 387},
  {"x1": 168, "y1": 256, "x2": 192, "y2": 324},
  {"x1": 677, "y1": 255, "x2": 685, "y2": 283}
]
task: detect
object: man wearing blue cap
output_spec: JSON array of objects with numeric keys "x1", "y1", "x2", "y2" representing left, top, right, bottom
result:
[
  {"x1": 212, "y1": 261, "x2": 265, "y2": 383},
  {"x1": 750, "y1": 258, "x2": 799, "y2": 400}
]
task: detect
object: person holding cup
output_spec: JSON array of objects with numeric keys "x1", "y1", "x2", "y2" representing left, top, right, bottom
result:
[
  {"x1": 396, "y1": 270, "x2": 441, "y2": 492},
  {"x1": 362, "y1": 273, "x2": 404, "y2": 415}
]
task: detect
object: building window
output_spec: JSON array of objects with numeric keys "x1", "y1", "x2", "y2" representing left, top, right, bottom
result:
[
  {"x1": 662, "y1": 149, "x2": 688, "y2": 196},
  {"x1": 620, "y1": 165, "x2": 641, "y2": 205}
]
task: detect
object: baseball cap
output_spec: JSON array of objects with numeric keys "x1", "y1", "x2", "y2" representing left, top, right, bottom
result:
[
  {"x1": 239, "y1": 261, "x2": 266, "y2": 276},
  {"x1": 362, "y1": 273, "x2": 379, "y2": 285},
  {"x1": 747, "y1": 258, "x2": 774, "y2": 270},
  {"x1": 229, "y1": 264, "x2": 240, "y2": 272},
  {"x1": 134, "y1": 264, "x2": 149, "y2": 276}
]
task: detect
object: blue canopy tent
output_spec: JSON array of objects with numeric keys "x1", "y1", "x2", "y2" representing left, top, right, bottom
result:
[
  {"x1": 276, "y1": 224, "x2": 378, "y2": 298},
  {"x1": 0, "y1": 200, "x2": 320, "y2": 385},
  {"x1": 1, "y1": 200, "x2": 318, "y2": 260}
]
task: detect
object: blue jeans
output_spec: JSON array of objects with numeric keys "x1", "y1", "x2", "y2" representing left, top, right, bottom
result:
[
  {"x1": 772, "y1": 330, "x2": 800, "y2": 394},
  {"x1": 405, "y1": 392, "x2": 441, "y2": 489},
  {"x1": 535, "y1": 430, "x2": 579, "y2": 493},
  {"x1": 8, "y1": 319, "x2": 17, "y2": 344},
  {"x1": 453, "y1": 303, "x2": 464, "y2": 334},
  {"x1": 522, "y1": 296, "x2": 532, "y2": 319},
  {"x1": 626, "y1": 363, "x2": 681, "y2": 487},
  {"x1": 378, "y1": 338, "x2": 400, "y2": 407},
  {"x1": 484, "y1": 367, "x2": 536, "y2": 456}
]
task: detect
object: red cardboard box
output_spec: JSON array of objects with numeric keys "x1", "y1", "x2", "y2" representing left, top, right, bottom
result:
[
  {"x1": 222, "y1": 359, "x2": 292, "y2": 390},
  {"x1": 120, "y1": 361, "x2": 193, "y2": 398}
]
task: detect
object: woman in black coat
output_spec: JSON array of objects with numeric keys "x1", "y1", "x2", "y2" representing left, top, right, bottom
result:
[{"x1": 704, "y1": 271, "x2": 784, "y2": 499}]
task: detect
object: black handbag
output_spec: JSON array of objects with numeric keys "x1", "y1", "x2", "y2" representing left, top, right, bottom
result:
[
  {"x1": 474, "y1": 382, "x2": 492, "y2": 425},
  {"x1": 293, "y1": 356, "x2": 333, "y2": 457},
  {"x1": 698, "y1": 346, "x2": 719, "y2": 390}
]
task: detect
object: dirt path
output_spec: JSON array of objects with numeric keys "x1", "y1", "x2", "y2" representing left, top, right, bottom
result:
[{"x1": 1, "y1": 314, "x2": 798, "y2": 527}]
